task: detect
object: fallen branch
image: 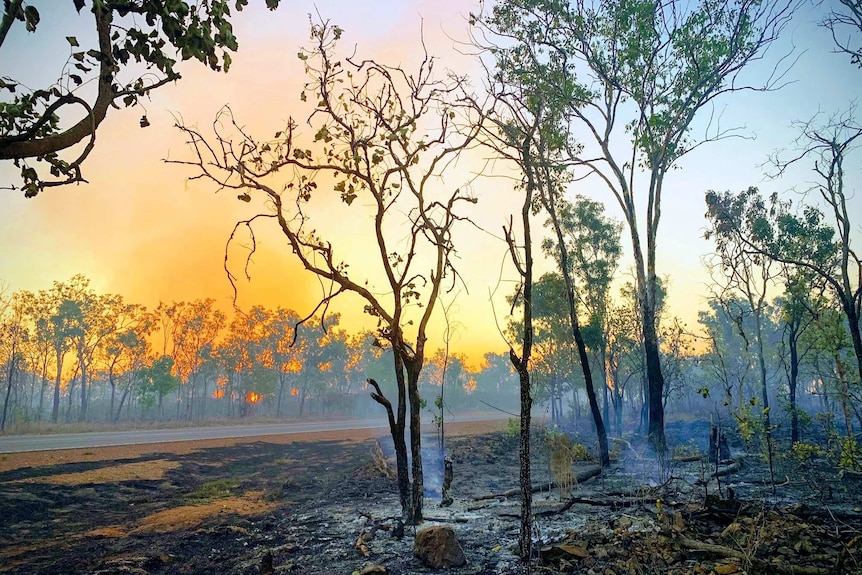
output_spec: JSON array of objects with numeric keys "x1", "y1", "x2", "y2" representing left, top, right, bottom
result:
[
  {"x1": 473, "y1": 466, "x2": 602, "y2": 501},
  {"x1": 678, "y1": 536, "x2": 831, "y2": 575},
  {"x1": 532, "y1": 496, "x2": 647, "y2": 517},
  {"x1": 673, "y1": 454, "x2": 705, "y2": 463}
]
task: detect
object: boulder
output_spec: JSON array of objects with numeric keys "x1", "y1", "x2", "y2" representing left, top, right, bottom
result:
[{"x1": 413, "y1": 525, "x2": 467, "y2": 568}]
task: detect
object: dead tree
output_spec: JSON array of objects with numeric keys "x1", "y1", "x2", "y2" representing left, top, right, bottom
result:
[{"x1": 169, "y1": 19, "x2": 484, "y2": 524}]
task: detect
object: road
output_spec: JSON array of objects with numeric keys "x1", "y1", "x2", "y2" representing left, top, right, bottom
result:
[{"x1": 0, "y1": 413, "x2": 505, "y2": 453}]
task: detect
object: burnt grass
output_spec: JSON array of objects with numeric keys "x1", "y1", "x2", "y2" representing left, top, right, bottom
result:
[{"x1": 1, "y1": 426, "x2": 861, "y2": 575}]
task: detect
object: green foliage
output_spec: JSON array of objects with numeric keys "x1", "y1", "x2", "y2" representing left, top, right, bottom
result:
[
  {"x1": 138, "y1": 355, "x2": 179, "y2": 405},
  {"x1": 791, "y1": 441, "x2": 825, "y2": 466},
  {"x1": 833, "y1": 435, "x2": 862, "y2": 472},
  {"x1": 1, "y1": 0, "x2": 282, "y2": 195},
  {"x1": 186, "y1": 478, "x2": 240, "y2": 503},
  {"x1": 506, "y1": 417, "x2": 520, "y2": 437}
]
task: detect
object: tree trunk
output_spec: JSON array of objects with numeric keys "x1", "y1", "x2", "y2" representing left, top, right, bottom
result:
[
  {"x1": 837, "y1": 276, "x2": 862, "y2": 389},
  {"x1": 78, "y1": 348, "x2": 88, "y2": 422},
  {"x1": 515, "y1": 359, "x2": 533, "y2": 565},
  {"x1": 391, "y1": 351, "x2": 412, "y2": 523},
  {"x1": 788, "y1": 327, "x2": 800, "y2": 444},
  {"x1": 51, "y1": 348, "x2": 64, "y2": 423},
  {"x1": 835, "y1": 354, "x2": 854, "y2": 438},
  {"x1": 115, "y1": 388, "x2": 129, "y2": 423},
  {"x1": 545, "y1": 194, "x2": 609, "y2": 466},
  {"x1": 753, "y1": 312, "x2": 775, "y2": 487},
  {"x1": 276, "y1": 375, "x2": 285, "y2": 418},
  {"x1": 642, "y1": 307, "x2": 666, "y2": 453},
  {"x1": 407, "y1": 358, "x2": 424, "y2": 525},
  {"x1": 1, "y1": 349, "x2": 17, "y2": 432}
]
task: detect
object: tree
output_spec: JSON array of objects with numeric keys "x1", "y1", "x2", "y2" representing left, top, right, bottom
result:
[
  {"x1": 769, "y1": 114, "x2": 862, "y2": 387},
  {"x1": 542, "y1": 195, "x2": 622, "y2": 460},
  {"x1": 0, "y1": 289, "x2": 28, "y2": 431},
  {"x1": 68, "y1": 289, "x2": 120, "y2": 421},
  {"x1": 139, "y1": 355, "x2": 178, "y2": 416},
  {"x1": 823, "y1": 0, "x2": 862, "y2": 68},
  {"x1": 46, "y1": 276, "x2": 93, "y2": 422},
  {"x1": 260, "y1": 307, "x2": 303, "y2": 418},
  {"x1": 776, "y1": 268, "x2": 825, "y2": 443},
  {"x1": 101, "y1": 301, "x2": 153, "y2": 422},
  {"x1": 604, "y1": 294, "x2": 642, "y2": 433},
  {"x1": 167, "y1": 299, "x2": 225, "y2": 420},
  {"x1": 170, "y1": 20, "x2": 483, "y2": 523},
  {"x1": 705, "y1": 189, "x2": 785, "y2": 486},
  {"x1": 214, "y1": 306, "x2": 269, "y2": 417},
  {"x1": 478, "y1": 0, "x2": 795, "y2": 451},
  {"x1": 0, "y1": 0, "x2": 281, "y2": 196}
]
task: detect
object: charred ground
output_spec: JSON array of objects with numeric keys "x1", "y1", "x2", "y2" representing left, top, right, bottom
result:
[{"x1": 1, "y1": 420, "x2": 860, "y2": 574}]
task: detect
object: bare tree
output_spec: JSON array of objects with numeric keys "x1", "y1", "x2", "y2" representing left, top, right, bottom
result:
[
  {"x1": 169, "y1": 19, "x2": 483, "y2": 524},
  {"x1": 822, "y1": 0, "x2": 862, "y2": 67}
]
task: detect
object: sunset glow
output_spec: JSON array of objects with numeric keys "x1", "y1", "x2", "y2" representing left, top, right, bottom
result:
[{"x1": 0, "y1": 0, "x2": 858, "y2": 368}]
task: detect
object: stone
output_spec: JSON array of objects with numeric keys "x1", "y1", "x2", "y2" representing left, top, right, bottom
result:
[
  {"x1": 413, "y1": 525, "x2": 467, "y2": 568},
  {"x1": 359, "y1": 564, "x2": 387, "y2": 574}
]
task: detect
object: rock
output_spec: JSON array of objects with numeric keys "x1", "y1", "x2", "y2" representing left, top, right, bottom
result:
[
  {"x1": 413, "y1": 525, "x2": 467, "y2": 568},
  {"x1": 359, "y1": 564, "x2": 387, "y2": 574}
]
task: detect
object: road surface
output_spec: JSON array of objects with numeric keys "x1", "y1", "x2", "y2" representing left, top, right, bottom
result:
[{"x1": 0, "y1": 413, "x2": 505, "y2": 453}]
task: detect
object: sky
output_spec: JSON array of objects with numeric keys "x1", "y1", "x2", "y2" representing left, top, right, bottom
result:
[{"x1": 0, "y1": 0, "x2": 860, "y2": 365}]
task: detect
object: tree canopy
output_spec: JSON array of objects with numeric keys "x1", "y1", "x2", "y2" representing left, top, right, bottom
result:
[{"x1": 0, "y1": 0, "x2": 279, "y2": 197}]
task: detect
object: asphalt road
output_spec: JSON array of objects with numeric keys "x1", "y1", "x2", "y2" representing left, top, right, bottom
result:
[{"x1": 0, "y1": 412, "x2": 505, "y2": 454}]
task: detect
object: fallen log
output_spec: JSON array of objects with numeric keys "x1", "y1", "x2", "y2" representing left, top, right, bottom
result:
[
  {"x1": 712, "y1": 458, "x2": 742, "y2": 478},
  {"x1": 678, "y1": 536, "x2": 831, "y2": 575},
  {"x1": 673, "y1": 454, "x2": 705, "y2": 463},
  {"x1": 473, "y1": 466, "x2": 602, "y2": 501}
]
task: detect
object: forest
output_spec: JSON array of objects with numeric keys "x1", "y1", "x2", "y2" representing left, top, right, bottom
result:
[{"x1": 1, "y1": 0, "x2": 861, "y2": 573}]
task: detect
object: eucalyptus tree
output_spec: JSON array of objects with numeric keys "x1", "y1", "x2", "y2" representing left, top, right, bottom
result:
[
  {"x1": 46, "y1": 276, "x2": 92, "y2": 422},
  {"x1": 166, "y1": 299, "x2": 226, "y2": 420},
  {"x1": 699, "y1": 297, "x2": 758, "y2": 414},
  {"x1": 71, "y1": 290, "x2": 123, "y2": 421},
  {"x1": 138, "y1": 355, "x2": 178, "y2": 418},
  {"x1": 261, "y1": 307, "x2": 304, "y2": 418},
  {"x1": 804, "y1": 305, "x2": 859, "y2": 438},
  {"x1": 705, "y1": 189, "x2": 785, "y2": 484},
  {"x1": 768, "y1": 114, "x2": 861, "y2": 385},
  {"x1": 214, "y1": 306, "x2": 270, "y2": 416},
  {"x1": 542, "y1": 195, "x2": 622, "y2": 432},
  {"x1": 100, "y1": 298, "x2": 152, "y2": 422},
  {"x1": 107, "y1": 325, "x2": 152, "y2": 422},
  {"x1": 171, "y1": 20, "x2": 484, "y2": 523},
  {"x1": 0, "y1": 290, "x2": 27, "y2": 431},
  {"x1": 472, "y1": 48, "x2": 561, "y2": 566},
  {"x1": 13, "y1": 290, "x2": 58, "y2": 419},
  {"x1": 0, "y1": 0, "x2": 282, "y2": 196},
  {"x1": 776, "y1": 269, "x2": 826, "y2": 443},
  {"x1": 604, "y1": 295, "x2": 642, "y2": 433},
  {"x1": 529, "y1": 272, "x2": 582, "y2": 423},
  {"x1": 477, "y1": 0, "x2": 796, "y2": 451}
]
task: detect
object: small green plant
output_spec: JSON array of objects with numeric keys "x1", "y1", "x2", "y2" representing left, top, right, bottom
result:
[
  {"x1": 836, "y1": 436, "x2": 862, "y2": 472},
  {"x1": 673, "y1": 439, "x2": 702, "y2": 459},
  {"x1": 186, "y1": 478, "x2": 239, "y2": 503},
  {"x1": 791, "y1": 441, "x2": 825, "y2": 465},
  {"x1": 506, "y1": 417, "x2": 520, "y2": 437}
]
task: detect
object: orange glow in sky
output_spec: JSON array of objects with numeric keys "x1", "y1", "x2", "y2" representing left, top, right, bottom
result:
[{"x1": 0, "y1": 1, "x2": 859, "y2": 368}]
